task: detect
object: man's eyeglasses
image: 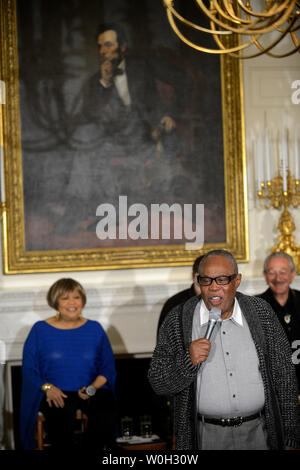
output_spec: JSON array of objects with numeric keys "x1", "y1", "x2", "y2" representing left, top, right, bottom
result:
[{"x1": 197, "y1": 274, "x2": 237, "y2": 286}]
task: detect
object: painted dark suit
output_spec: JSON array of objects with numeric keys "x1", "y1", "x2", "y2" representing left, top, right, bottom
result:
[
  {"x1": 65, "y1": 54, "x2": 195, "y2": 228},
  {"x1": 81, "y1": 56, "x2": 162, "y2": 148}
]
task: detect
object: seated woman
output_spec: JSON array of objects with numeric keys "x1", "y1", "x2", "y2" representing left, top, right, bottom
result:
[{"x1": 20, "y1": 278, "x2": 117, "y2": 451}]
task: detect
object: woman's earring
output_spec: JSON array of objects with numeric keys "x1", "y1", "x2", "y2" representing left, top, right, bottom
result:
[{"x1": 56, "y1": 311, "x2": 60, "y2": 321}]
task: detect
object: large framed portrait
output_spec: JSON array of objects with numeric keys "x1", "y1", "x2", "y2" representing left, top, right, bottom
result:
[{"x1": 0, "y1": 0, "x2": 248, "y2": 273}]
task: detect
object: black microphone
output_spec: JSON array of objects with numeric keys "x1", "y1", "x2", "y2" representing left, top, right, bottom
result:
[{"x1": 204, "y1": 307, "x2": 222, "y2": 340}]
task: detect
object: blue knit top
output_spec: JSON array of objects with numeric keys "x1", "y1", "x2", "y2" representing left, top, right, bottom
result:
[{"x1": 20, "y1": 320, "x2": 116, "y2": 450}]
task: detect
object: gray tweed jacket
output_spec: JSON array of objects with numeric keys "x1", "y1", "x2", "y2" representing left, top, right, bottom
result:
[{"x1": 148, "y1": 292, "x2": 300, "y2": 450}]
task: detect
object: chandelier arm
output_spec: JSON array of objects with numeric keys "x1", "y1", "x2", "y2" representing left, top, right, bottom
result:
[
  {"x1": 262, "y1": 41, "x2": 300, "y2": 58},
  {"x1": 291, "y1": 22, "x2": 300, "y2": 32},
  {"x1": 210, "y1": 17, "x2": 261, "y2": 51},
  {"x1": 212, "y1": 32, "x2": 259, "y2": 52},
  {"x1": 238, "y1": 0, "x2": 295, "y2": 30},
  {"x1": 212, "y1": 0, "x2": 252, "y2": 25},
  {"x1": 251, "y1": 27, "x2": 291, "y2": 54},
  {"x1": 291, "y1": 30, "x2": 300, "y2": 49},
  {"x1": 164, "y1": 0, "x2": 300, "y2": 59},
  {"x1": 256, "y1": 13, "x2": 299, "y2": 40},
  {"x1": 234, "y1": 13, "x2": 290, "y2": 33},
  {"x1": 282, "y1": 22, "x2": 300, "y2": 33},
  {"x1": 210, "y1": 7, "x2": 275, "y2": 35},
  {"x1": 236, "y1": 0, "x2": 295, "y2": 19},
  {"x1": 214, "y1": 0, "x2": 277, "y2": 27},
  {"x1": 233, "y1": 0, "x2": 299, "y2": 33},
  {"x1": 196, "y1": 0, "x2": 296, "y2": 35},
  {"x1": 228, "y1": 17, "x2": 300, "y2": 58},
  {"x1": 163, "y1": 0, "x2": 231, "y2": 35},
  {"x1": 271, "y1": 19, "x2": 300, "y2": 33},
  {"x1": 210, "y1": 18, "x2": 293, "y2": 59},
  {"x1": 222, "y1": 0, "x2": 272, "y2": 24},
  {"x1": 165, "y1": 7, "x2": 253, "y2": 54},
  {"x1": 264, "y1": 14, "x2": 300, "y2": 54},
  {"x1": 236, "y1": 0, "x2": 299, "y2": 33},
  {"x1": 196, "y1": 0, "x2": 256, "y2": 32},
  {"x1": 222, "y1": 0, "x2": 269, "y2": 25},
  {"x1": 234, "y1": 0, "x2": 298, "y2": 34},
  {"x1": 252, "y1": 21, "x2": 300, "y2": 58}
]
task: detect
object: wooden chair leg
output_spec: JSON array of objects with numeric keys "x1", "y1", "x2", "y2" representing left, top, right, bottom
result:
[
  {"x1": 35, "y1": 410, "x2": 89, "y2": 450},
  {"x1": 172, "y1": 432, "x2": 176, "y2": 450},
  {"x1": 35, "y1": 412, "x2": 45, "y2": 450}
]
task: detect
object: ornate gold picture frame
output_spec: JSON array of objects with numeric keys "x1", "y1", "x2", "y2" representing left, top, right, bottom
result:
[{"x1": 0, "y1": 0, "x2": 248, "y2": 274}]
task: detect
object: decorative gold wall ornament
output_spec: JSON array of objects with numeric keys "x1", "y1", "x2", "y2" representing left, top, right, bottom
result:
[
  {"x1": 0, "y1": 0, "x2": 248, "y2": 274},
  {"x1": 257, "y1": 121, "x2": 300, "y2": 273},
  {"x1": 163, "y1": 0, "x2": 300, "y2": 59},
  {"x1": 258, "y1": 172, "x2": 300, "y2": 273}
]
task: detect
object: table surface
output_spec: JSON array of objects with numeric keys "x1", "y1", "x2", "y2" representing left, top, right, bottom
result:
[{"x1": 117, "y1": 440, "x2": 167, "y2": 450}]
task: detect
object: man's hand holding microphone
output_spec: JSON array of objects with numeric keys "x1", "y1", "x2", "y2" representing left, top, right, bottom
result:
[{"x1": 189, "y1": 308, "x2": 222, "y2": 366}]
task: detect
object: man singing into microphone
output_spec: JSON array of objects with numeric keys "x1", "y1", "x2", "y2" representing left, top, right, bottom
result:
[{"x1": 148, "y1": 250, "x2": 300, "y2": 450}]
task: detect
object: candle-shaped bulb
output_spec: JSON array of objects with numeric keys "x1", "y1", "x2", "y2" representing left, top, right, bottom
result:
[
  {"x1": 295, "y1": 129, "x2": 299, "y2": 180},
  {"x1": 257, "y1": 129, "x2": 264, "y2": 190},
  {"x1": 282, "y1": 127, "x2": 288, "y2": 191},
  {"x1": 265, "y1": 127, "x2": 271, "y2": 181}
]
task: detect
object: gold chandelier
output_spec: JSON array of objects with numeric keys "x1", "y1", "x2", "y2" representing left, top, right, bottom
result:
[{"x1": 163, "y1": 0, "x2": 300, "y2": 58}]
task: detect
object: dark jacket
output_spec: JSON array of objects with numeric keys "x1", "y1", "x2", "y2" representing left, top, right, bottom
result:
[
  {"x1": 257, "y1": 288, "x2": 300, "y2": 338},
  {"x1": 257, "y1": 287, "x2": 300, "y2": 391},
  {"x1": 156, "y1": 284, "x2": 196, "y2": 337}
]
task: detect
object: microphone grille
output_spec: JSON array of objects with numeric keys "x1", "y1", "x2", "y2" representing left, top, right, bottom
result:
[{"x1": 209, "y1": 307, "x2": 222, "y2": 321}]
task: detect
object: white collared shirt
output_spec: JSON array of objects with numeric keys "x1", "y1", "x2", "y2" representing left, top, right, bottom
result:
[
  {"x1": 199, "y1": 297, "x2": 243, "y2": 328},
  {"x1": 192, "y1": 298, "x2": 265, "y2": 417}
]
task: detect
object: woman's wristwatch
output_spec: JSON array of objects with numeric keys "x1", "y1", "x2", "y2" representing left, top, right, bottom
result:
[
  {"x1": 85, "y1": 385, "x2": 96, "y2": 396},
  {"x1": 41, "y1": 383, "x2": 52, "y2": 392}
]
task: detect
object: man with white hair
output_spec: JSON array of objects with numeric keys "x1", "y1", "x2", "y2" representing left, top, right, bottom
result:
[{"x1": 258, "y1": 252, "x2": 300, "y2": 392}]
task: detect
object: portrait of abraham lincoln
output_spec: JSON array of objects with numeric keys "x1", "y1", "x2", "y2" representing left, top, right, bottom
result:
[{"x1": 16, "y1": 0, "x2": 225, "y2": 251}]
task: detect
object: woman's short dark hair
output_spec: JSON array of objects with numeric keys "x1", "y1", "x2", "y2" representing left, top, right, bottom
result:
[{"x1": 47, "y1": 278, "x2": 87, "y2": 310}]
